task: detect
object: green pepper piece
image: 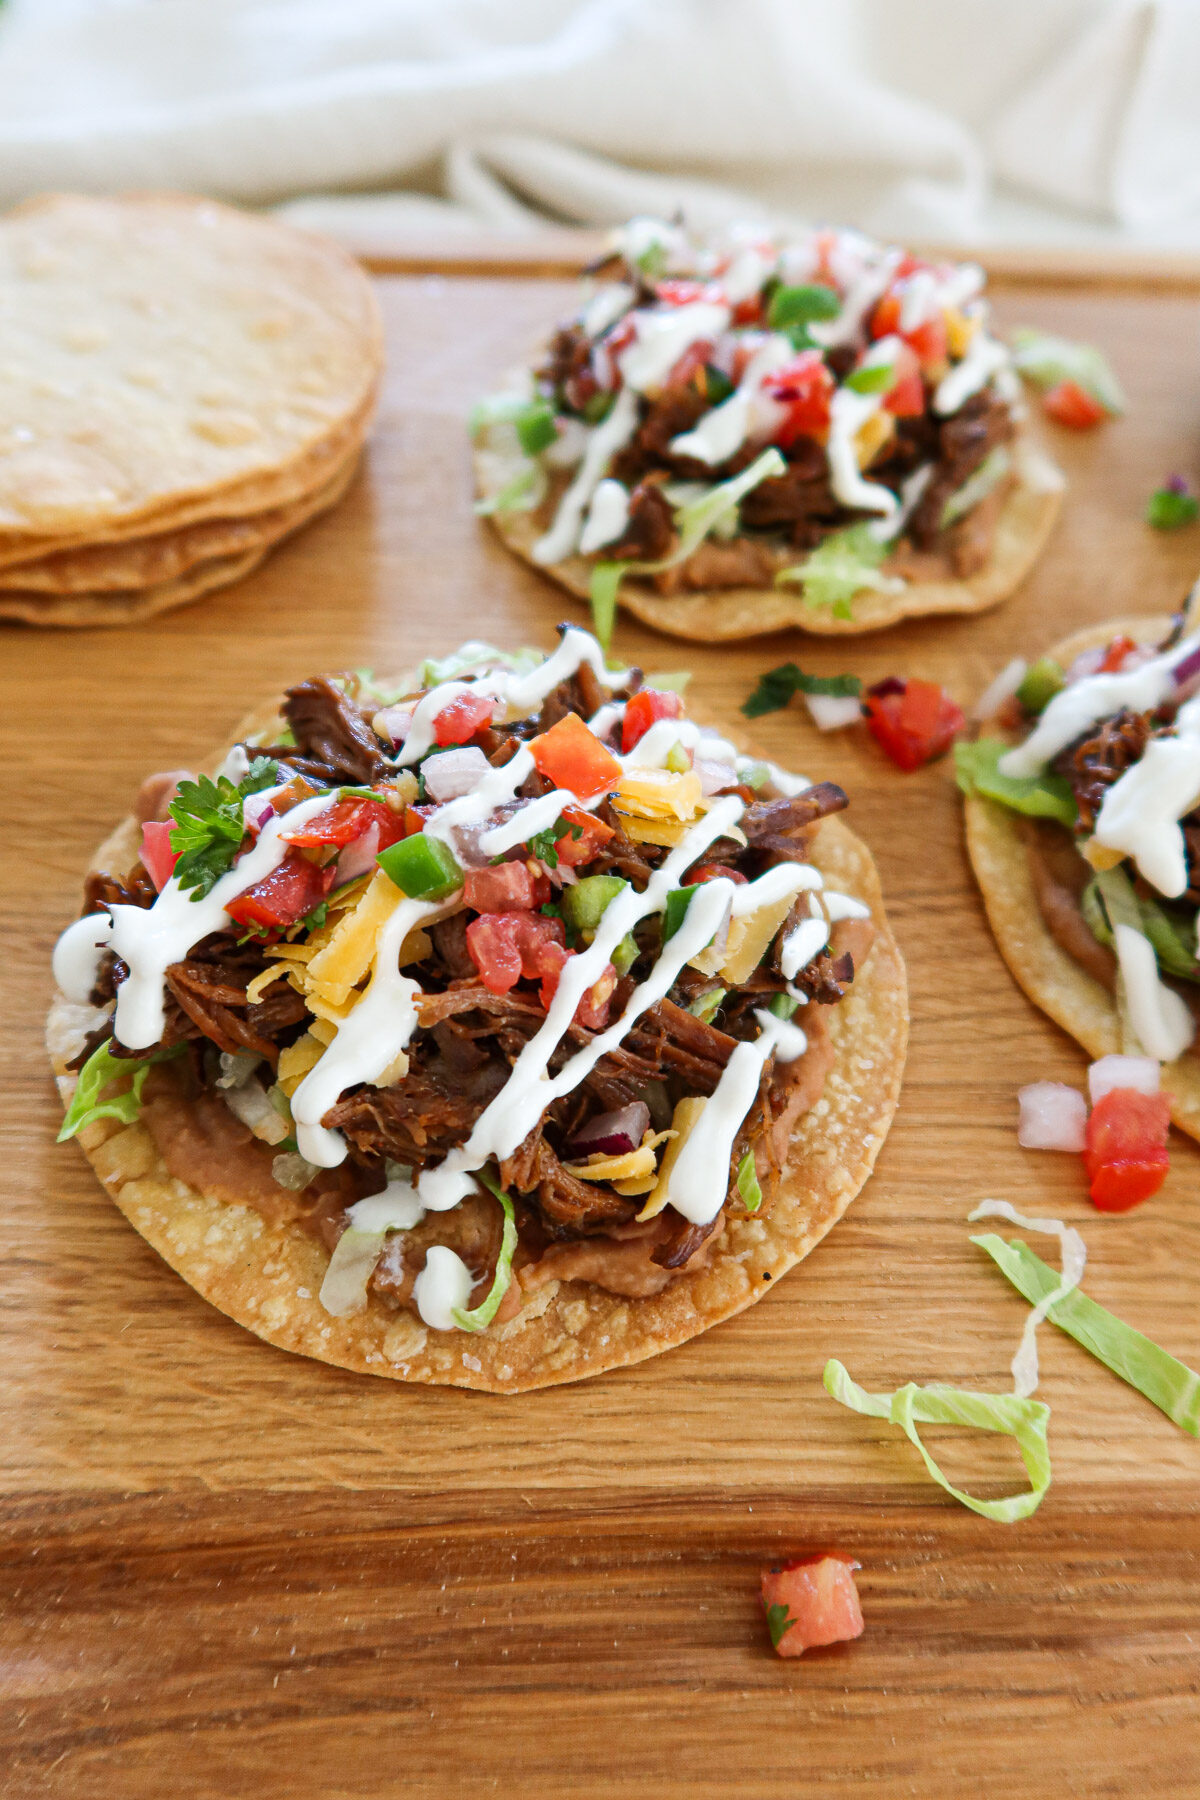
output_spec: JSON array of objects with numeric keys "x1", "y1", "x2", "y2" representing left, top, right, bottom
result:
[
  {"x1": 767, "y1": 282, "x2": 840, "y2": 348},
  {"x1": 845, "y1": 360, "x2": 896, "y2": 395},
  {"x1": 1015, "y1": 656, "x2": 1065, "y2": 715},
  {"x1": 562, "y1": 874, "x2": 629, "y2": 937},
  {"x1": 662, "y1": 884, "x2": 700, "y2": 943},
  {"x1": 767, "y1": 992, "x2": 800, "y2": 1020},
  {"x1": 612, "y1": 932, "x2": 639, "y2": 976},
  {"x1": 376, "y1": 832, "x2": 462, "y2": 900}
]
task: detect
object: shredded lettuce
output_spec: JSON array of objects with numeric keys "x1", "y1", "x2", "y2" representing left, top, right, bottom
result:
[
  {"x1": 58, "y1": 1040, "x2": 183, "y2": 1143},
  {"x1": 735, "y1": 1146, "x2": 763, "y2": 1214},
  {"x1": 588, "y1": 448, "x2": 787, "y2": 647},
  {"x1": 474, "y1": 462, "x2": 546, "y2": 517},
  {"x1": 452, "y1": 1168, "x2": 518, "y2": 1332},
  {"x1": 688, "y1": 985, "x2": 725, "y2": 1024},
  {"x1": 469, "y1": 392, "x2": 556, "y2": 453},
  {"x1": 940, "y1": 446, "x2": 1012, "y2": 529},
  {"x1": 646, "y1": 669, "x2": 692, "y2": 693},
  {"x1": 1084, "y1": 867, "x2": 1200, "y2": 982},
  {"x1": 1010, "y1": 328, "x2": 1125, "y2": 416},
  {"x1": 967, "y1": 1201, "x2": 1086, "y2": 1398},
  {"x1": 954, "y1": 737, "x2": 1077, "y2": 826},
  {"x1": 418, "y1": 642, "x2": 543, "y2": 688},
  {"x1": 319, "y1": 1226, "x2": 388, "y2": 1317},
  {"x1": 972, "y1": 1236, "x2": 1200, "y2": 1436},
  {"x1": 823, "y1": 1358, "x2": 1052, "y2": 1522},
  {"x1": 775, "y1": 523, "x2": 903, "y2": 620}
]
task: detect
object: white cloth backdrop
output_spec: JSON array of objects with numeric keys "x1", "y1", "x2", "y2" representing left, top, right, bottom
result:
[{"x1": 1, "y1": 0, "x2": 1199, "y2": 249}]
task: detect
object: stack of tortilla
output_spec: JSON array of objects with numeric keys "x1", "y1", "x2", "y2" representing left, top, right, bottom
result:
[{"x1": 0, "y1": 194, "x2": 383, "y2": 627}]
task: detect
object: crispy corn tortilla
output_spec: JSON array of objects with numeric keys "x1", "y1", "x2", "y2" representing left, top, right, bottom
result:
[
  {"x1": 0, "y1": 400, "x2": 372, "y2": 575},
  {"x1": 47, "y1": 708, "x2": 908, "y2": 1391},
  {"x1": 0, "y1": 193, "x2": 382, "y2": 540},
  {"x1": 963, "y1": 609, "x2": 1200, "y2": 1139},
  {"x1": 0, "y1": 448, "x2": 360, "y2": 595},
  {"x1": 0, "y1": 454, "x2": 358, "y2": 626},
  {"x1": 477, "y1": 432, "x2": 1063, "y2": 642}
]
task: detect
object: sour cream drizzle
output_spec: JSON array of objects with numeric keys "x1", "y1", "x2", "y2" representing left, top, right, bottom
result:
[{"x1": 1000, "y1": 633, "x2": 1197, "y2": 781}]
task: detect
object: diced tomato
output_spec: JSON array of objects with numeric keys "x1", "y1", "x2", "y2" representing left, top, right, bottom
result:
[
  {"x1": 763, "y1": 350, "x2": 835, "y2": 447},
  {"x1": 761, "y1": 1554, "x2": 864, "y2": 1658},
  {"x1": 1098, "y1": 634, "x2": 1139, "y2": 674},
  {"x1": 655, "y1": 279, "x2": 707, "y2": 307},
  {"x1": 553, "y1": 804, "x2": 616, "y2": 869},
  {"x1": 621, "y1": 687, "x2": 686, "y2": 753},
  {"x1": 662, "y1": 337, "x2": 717, "y2": 394},
  {"x1": 870, "y1": 289, "x2": 948, "y2": 369},
  {"x1": 812, "y1": 230, "x2": 839, "y2": 286},
  {"x1": 466, "y1": 910, "x2": 567, "y2": 995},
  {"x1": 1084, "y1": 1087, "x2": 1171, "y2": 1211},
  {"x1": 893, "y1": 251, "x2": 930, "y2": 281},
  {"x1": 865, "y1": 677, "x2": 965, "y2": 772},
  {"x1": 140, "y1": 820, "x2": 179, "y2": 892},
  {"x1": 529, "y1": 711, "x2": 622, "y2": 800},
  {"x1": 463, "y1": 860, "x2": 548, "y2": 914},
  {"x1": 433, "y1": 690, "x2": 494, "y2": 747},
  {"x1": 284, "y1": 797, "x2": 405, "y2": 852},
  {"x1": 731, "y1": 295, "x2": 763, "y2": 326},
  {"x1": 540, "y1": 952, "x2": 618, "y2": 1029},
  {"x1": 225, "y1": 851, "x2": 334, "y2": 932},
  {"x1": 404, "y1": 803, "x2": 437, "y2": 836},
  {"x1": 1042, "y1": 379, "x2": 1107, "y2": 430},
  {"x1": 884, "y1": 342, "x2": 925, "y2": 418},
  {"x1": 687, "y1": 862, "x2": 748, "y2": 885}
]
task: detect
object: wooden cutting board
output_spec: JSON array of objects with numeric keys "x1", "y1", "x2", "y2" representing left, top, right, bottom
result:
[{"x1": 4, "y1": 240, "x2": 1200, "y2": 1799}]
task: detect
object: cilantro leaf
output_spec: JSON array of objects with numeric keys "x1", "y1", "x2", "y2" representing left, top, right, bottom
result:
[
  {"x1": 298, "y1": 900, "x2": 329, "y2": 933},
  {"x1": 169, "y1": 756, "x2": 279, "y2": 900},
  {"x1": 742, "y1": 663, "x2": 862, "y2": 718},
  {"x1": 765, "y1": 1602, "x2": 798, "y2": 1649},
  {"x1": 529, "y1": 815, "x2": 584, "y2": 870}
]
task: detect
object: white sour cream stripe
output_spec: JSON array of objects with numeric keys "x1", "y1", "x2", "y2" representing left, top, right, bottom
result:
[{"x1": 999, "y1": 632, "x2": 1199, "y2": 779}]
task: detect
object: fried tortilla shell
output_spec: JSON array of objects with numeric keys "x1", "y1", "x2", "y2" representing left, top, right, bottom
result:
[
  {"x1": 48, "y1": 710, "x2": 907, "y2": 1392},
  {"x1": 963, "y1": 609, "x2": 1200, "y2": 1139},
  {"x1": 477, "y1": 433, "x2": 1063, "y2": 642}
]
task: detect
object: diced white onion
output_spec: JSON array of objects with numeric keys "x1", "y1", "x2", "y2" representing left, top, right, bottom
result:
[
  {"x1": 334, "y1": 820, "x2": 381, "y2": 886},
  {"x1": 696, "y1": 757, "x2": 739, "y2": 795},
  {"x1": 972, "y1": 657, "x2": 1027, "y2": 723},
  {"x1": 372, "y1": 703, "x2": 416, "y2": 745},
  {"x1": 1087, "y1": 1053, "x2": 1160, "y2": 1103},
  {"x1": 423, "y1": 746, "x2": 492, "y2": 802},
  {"x1": 804, "y1": 693, "x2": 863, "y2": 732},
  {"x1": 1017, "y1": 1081, "x2": 1087, "y2": 1152}
]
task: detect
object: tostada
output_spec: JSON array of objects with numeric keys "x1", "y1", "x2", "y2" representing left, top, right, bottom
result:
[
  {"x1": 50, "y1": 627, "x2": 906, "y2": 1390},
  {"x1": 472, "y1": 217, "x2": 1063, "y2": 643}
]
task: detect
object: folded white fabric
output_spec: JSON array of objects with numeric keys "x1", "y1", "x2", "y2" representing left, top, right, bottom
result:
[{"x1": 0, "y1": 0, "x2": 1196, "y2": 247}]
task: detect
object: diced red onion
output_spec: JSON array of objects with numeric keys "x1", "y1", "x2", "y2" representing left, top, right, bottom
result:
[
  {"x1": 1017, "y1": 1081, "x2": 1088, "y2": 1152},
  {"x1": 696, "y1": 757, "x2": 739, "y2": 794},
  {"x1": 372, "y1": 702, "x2": 415, "y2": 745},
  {"x1": 568, "y1": 1102, "x2": 650, "y2": 1157},
  {"x1": 243, "y1": 792, "x2": 277, "y2": 833},
  {"x1": 334, "y1": 820, "x2": 381, "y2": 886},
  {"x1": 1087, "y1": 1054, "x2": 1159, "y2": 1103},
  {"x1": 804, "y1": 692, "x2": 864, "y2": 732},
  {"x1": 867, "y1": 676, "x2": 905, "y2": 700},
  {"x1": 971, "y1": 657, "x2": 1027, "y2": 723},
  {"x1": 423, "y1": 746, "x2": 491, "y2": 802},
  {"x1": 1172, "y1": 644, "x2": 1200, "y2": 689}
]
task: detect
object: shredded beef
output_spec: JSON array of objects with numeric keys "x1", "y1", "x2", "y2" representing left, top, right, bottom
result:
[
  {"x1": 324, "y1": 1062, "x2": 508, "y2": 1168},
  {"x1": 609, "y1": 481, "x2": 675, "y2": 561},
  {"x1": 537, "y1": 322, "x2": 601, "y2": 415},
  {"x1": 742, "y1": 783, "x2": 849, "y2": 843},
  {"x1": 1054, "y1": 708, "x2": 1153, "y2": 831},
  {"x1": 264, "y1": 676, "x2": 390, "y2": 786},
  {"x1": 84, "y1": 863, "x2": 156, "y2": 915},
  {"x1": 906, "y1": 392, "x2": 1015, "y2": 549},
  {"x1": 501, "y1": 1128, "x2": 640, "y2": 1234}
]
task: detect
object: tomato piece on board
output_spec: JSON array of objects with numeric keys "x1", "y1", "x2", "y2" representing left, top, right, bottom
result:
[
  {"x1": 225, "y1": 851, "x2": 334, "y2": 931},
  {"x1": 553, "y1": 804, "x2": 616, "y2": 869},
  {"x1": 140, "y1": 820, "x2": 179, "y2": 892},
  {"x1": 761, "y1": 1555, "x2": 864, "y2": 1658},
  {"x1": 529, "y1": 711, "x2": 622, "y2": 800},
  {"x1": 865, "y1": 678, "x2": 965, "y2": 771},
  {"x1": 763, "y1": 350, "x2": 835, "y2": 447},
  {"x1": 1084, "y1": 1087, "x2": 1171, "y2": 1211},
  {"x1": 433, "y1": 691, "x2": 494, "y2": 747},
  {"x1": 1042, "y1": 379, "x2": 1107, "y2": 430},
  {"x1": 284, "y1": 798, "x2": 404, "y2": 851},
  {"x1": 621, "y1": 687, "x2": 686, "y2": 753}
]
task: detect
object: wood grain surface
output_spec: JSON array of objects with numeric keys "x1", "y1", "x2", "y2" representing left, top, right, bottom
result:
[{"x1": 4, "y1": 257, "x2": 1200, "y2": 1797}]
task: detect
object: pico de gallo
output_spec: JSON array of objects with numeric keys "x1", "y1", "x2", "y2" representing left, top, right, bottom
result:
[
  {"x1": 958, "y1": 612, "x2": 1200, "y2": 1164},
  {"x1": 53, "y1": 628, "x2": 881, "y2": 1339},
  {"x1": 472, "y1": 217, "x2": 1033, "y2": 634}
]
